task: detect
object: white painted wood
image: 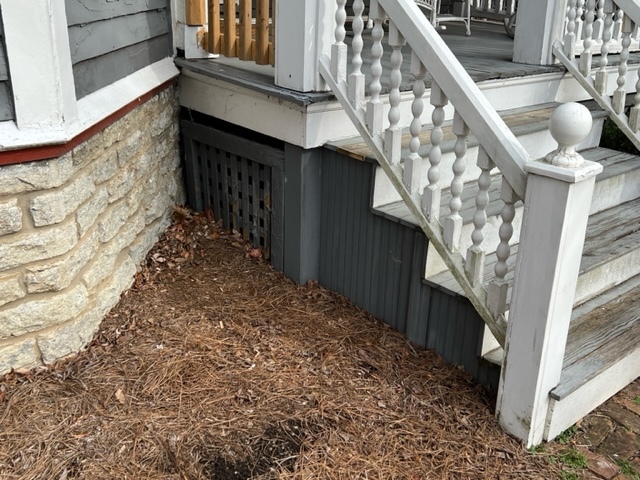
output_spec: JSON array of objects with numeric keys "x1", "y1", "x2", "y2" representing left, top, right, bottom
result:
[
  {"x1": 580, "y1": 0, "x2": 596, "y2": 75},
  {"x1": 384, "y1": 22, "x2": 405, "y2": 165},
  {"x1": 1, "y1": 0, "x2": 78, "y2": 129},
  {"x1": 512, "y1": 0, "x2": 568, "y2": 65},
  {"x1": 613, "y1": 17, "x2": 634, "y2": 113},
  {"x1": 545, "y1": 345, "x2": 640, "y2": 440},
  {"x1": 184, "y1": 25, "x2": 217, "y2": 59},
  {"x1": 348, "y1": 0, "x2": 366, "y2": 107},
  {"x1": 275, "y1": 0, "x2": 333, "y2": 92},
  {"x1": 444, "y1": 111, "x2": 469, "y2": 252},
  {"x1": 0, "y1": 58, "x2": 178, "y2": 151},
  {"x1": 366, "y1": 0, "x2": 386, "y2": 135},
  {"x1": 596, "y1": 3, "x2": 615, "y2": 95},
  {"x1": 331, "y1": 0, "x2": 348, "y2": 83},
  {"x1": 378, "y1": 0, "x2": 530, "y2": 199},
  {"x1": 180, "y1": 70, "x2": 306, "y2": 145},
  {"x1": 402, "y1": 52, "x2": 425, "y2": 195},
  {"x1": 423, "y1": 81, "x2": 447, "y2": 222},
  {"x1": 496, "y1": 159, "x2": 602, "y2": 447}
]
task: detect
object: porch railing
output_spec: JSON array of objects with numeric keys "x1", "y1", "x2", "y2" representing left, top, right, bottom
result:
[
  {"x1": 322, "y1": 0, "x2": 603, "y2": 446},
  {"x1": 469, "y1": 0, "x2": 516, "y2": 22},
  {"x1": 206, "y1": 0, "x2": 275, "y2": 66},
  {"x1": 554, "y1": 0, "x2": 640, "y2": 151}
]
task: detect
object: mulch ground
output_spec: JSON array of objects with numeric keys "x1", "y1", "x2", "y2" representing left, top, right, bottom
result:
[{"x1": 0, "y1": 208, "x2": 566, "y2": 479}]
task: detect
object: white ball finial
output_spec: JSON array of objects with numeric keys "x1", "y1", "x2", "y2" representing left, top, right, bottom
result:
[{"x1": 545, "y1": 102, "x2": 593, "y2": 167}]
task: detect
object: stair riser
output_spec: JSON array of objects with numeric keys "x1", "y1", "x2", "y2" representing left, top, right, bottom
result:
[
  {"x1": 372, "y1": 118, "x2": 604, "y2": 208},
  {"x1": 590, "y1": 168, "x2": 640, "y2": 215},
  {"x1": 574, "y1": 247, "x2": 640, "y2": 306},
  {"x1": 545, "y1": 347, "x2": 640, "y2": 440}
]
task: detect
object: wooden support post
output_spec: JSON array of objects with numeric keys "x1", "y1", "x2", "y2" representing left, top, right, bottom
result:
[
  {"x1": 496, "y1": 104, "x2": 603, "y2": 446},
  {"x1": 513, "y1": 0, "x2": 568, "y2": 65},
  {"x1": 185, "y1": 0, "x2": 206, "y2": 25}
]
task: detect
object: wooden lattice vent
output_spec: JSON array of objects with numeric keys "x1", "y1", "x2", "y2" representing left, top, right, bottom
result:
[{"x1": 202, "y1": 0, "x2": 275, "y2": 66}]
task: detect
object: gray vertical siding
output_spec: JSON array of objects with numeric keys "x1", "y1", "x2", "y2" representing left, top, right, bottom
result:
[
  {"x1": 65, "y1": 0, "x2": 173, "y2": 99},
  {"x1": 319, "y1": 149, "x2": 500, "y2": 388},
  {"x1": 0, "y1": 8, "x2": 14, "y2": 121}
]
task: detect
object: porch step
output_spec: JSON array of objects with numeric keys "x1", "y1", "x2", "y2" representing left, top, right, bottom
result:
[
  {"x1": 546, "y1": 274, "x2": 640, "y2": 439},
  {"x1": 374, "y1": 147, "x2": 640, "y2": 277},
  {"x1": 425, "y1": 194, "x2": 640, "y2": 309},
  {"x1": 328, "y1": 101, "x2": 607, "y2": 208}
]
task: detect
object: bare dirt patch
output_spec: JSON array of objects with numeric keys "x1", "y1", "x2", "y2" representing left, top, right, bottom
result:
[{"x1": 0, "y1": 208, "x2": 560, "y2": 479}]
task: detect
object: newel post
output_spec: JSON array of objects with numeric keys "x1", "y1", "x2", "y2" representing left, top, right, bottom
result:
[
  {"x1": 275, "y1": 0, "x2": 335, "y2": 92},
  {"x1": 513, "y1": 0, "x2": 568, "y2": 65},
  {"x1": 496, "y1": 103, "x2": 603, "y2": 446}
]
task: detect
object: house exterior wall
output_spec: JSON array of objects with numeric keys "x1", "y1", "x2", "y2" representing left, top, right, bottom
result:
[
  {"x1": 0, "y1": 7, "x2": 13, "y2": 121},
  {"x1": 65, "y1": 0, "x2": 173, "y2": 99},
  {"x1": 0, "y1": 86, "x2": 183, "y2": 374}
]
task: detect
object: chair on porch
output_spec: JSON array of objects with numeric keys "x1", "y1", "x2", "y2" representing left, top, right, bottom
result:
[{"x1": 415, "y1": 0, "x2": 471, "y2": 36}]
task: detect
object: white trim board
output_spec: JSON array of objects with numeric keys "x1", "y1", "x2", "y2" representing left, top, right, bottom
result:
[{"x1": 0, "y1": 58, "x2": 179, "y2": 152}]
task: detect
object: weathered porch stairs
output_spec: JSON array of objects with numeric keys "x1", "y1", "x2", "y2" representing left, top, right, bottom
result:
[{"x1": 320, "y1": 0, "x2": 640, "y2": 446}]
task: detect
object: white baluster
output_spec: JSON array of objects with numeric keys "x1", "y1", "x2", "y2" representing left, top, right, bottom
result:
[
  {"x1": 422, "y1": 82, "x2": 448, "y2": 223},
  {"x1": 444, "y1": 111, "x2": 469, "y2": 252},
  {"x1": 565, "y1": 0, "x2": 578, "y2": 58},
  {"x1": 403, "y1": 52, "x2": 426, "y2": 194},
  {"x1": 592, "y1": 0, "x2": 604, "y2": 41},
  {"x1": 612, "y1": 15, "x2": 634, "y2": 114},
  {"x1": 488, "y1": 181, "x2": 518, "y2": 317},
  {"x1": 612, "y1": 8, "x2": 623, "y2": 42},
  {"x1": 576, "y1": 0, "x2": 586, "y2": 40},
  {"x1": 331, "y1": 0, "x2": 348, "y2": 83},
  {"x1": 349, "y1": 0, "x2": 365, "y2": 107},
  {"x1": 366, "y1": 0, "x2": 385, "y2": 135},
  {"x1": 580, "y1": 0, "x2": 596, "y2": 75},
  {"x1": 385, "y1": 22, "x2": 405, "y2": 165},
  {"x1": 596, "y1": 0, "x2": 615, "y2": 94},
  {"x1": 465, "y1": 147, "x2": 494, "y2": 286}
]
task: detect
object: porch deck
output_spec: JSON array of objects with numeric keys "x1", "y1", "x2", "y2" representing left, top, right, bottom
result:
[{"x1": 177, "y1": 20, "x2": 564, "y2": 105}]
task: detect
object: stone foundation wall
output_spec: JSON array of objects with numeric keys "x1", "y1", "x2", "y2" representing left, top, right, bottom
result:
[{"x1": 0, "y1": 86, "x2": 183, "y2": 374}]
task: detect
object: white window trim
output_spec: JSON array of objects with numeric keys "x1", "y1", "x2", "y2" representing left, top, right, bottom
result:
[{"x1": 0, "y1": 0, "x2": 179, "y2": 152}]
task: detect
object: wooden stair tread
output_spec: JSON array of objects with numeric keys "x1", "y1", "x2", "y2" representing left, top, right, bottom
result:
[
  {"x1": 551, "y1": 274, "x2": 640, "y2": 401},
  {"x1": 327, "y1": 101, "x2": 607, "y2": 162}
]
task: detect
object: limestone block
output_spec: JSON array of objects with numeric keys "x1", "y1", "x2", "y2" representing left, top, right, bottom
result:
[
  {"x1": 76, "y1": 188, "x2": 108, "y2": 236},
  {"x1": 129, "y1": 217, "x2": 170, "y2": 266},
  {"x1": 25, "y1": 232, "x2": 99, "y2": 293},
  {"x1": 143, "y1": 191, "x2": 171, "y2": 225},
  {"x1": 106, "y1": 167, "x2": 135, "y2": 204},
  {"x1": 116, "y1": 130, "x2": 144, "y2": 167},
  {"x1": 0, "y1": 221, "x2": 78, "y2": 272},
  {"x1": 0, "y1": 199, "x2": 22, "y2": 236},
  {"x1": 134, "y1": 151, "x2": 155, "y2": 182},
  {"x1": 95, "y1": 257, "x2": 136, "y2": 315},
  {"x1": 30, "y1": 173, "x2": 94, "y2": 227},
  {"x1": 0, "y1": 154, "x2": 74, "y2": 195},
  {"x1": 72, "y1": 126, "x2": 120, "y2": 171},
  {"x1": 0, "y1": 273, "x2": 25, "y2": 308},
  {"x1": 97, "y1": 200, "x2": 129, "y2": 243},
  {"x1": 151, "y1": 104, "x2": 174, "y2": 137},
  {"x1": 0, "y1": 284, "x2": 89, "y2": 338},
  {"x1": 0, "y1": 338, "x2": 39, "y2": 375},
  {"x1": 91, "y1": 151, "x2": 119, "y2": 185},
  {"x1": 37, "y1": 306, "x2": 103, "y2": 364}
]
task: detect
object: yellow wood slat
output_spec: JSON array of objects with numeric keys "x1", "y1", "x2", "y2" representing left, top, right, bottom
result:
[
  {"x1": 238, "y1": 0, "x2": 252, "y2": 60},
  {"x1": 224, "y1": 0, "x2": 237, "y2": 57},
  {"x1": 269, "y1": 0, "x2": 275, "y2": 66},
  {"x1": 208, "y1": 0, "x2": 221, "y2": 53},
  {"x1": 185, "y1": 0, "x2": 206, "y2": 25},
  {"x1": 255, "y1": 0, "x2": 269, "y2": 64}
]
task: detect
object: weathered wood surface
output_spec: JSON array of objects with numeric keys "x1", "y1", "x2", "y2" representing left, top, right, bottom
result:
[
  {"x1": 68, "y1": 9, "x2": 170, "y2": 64},
  {"x1": 65, "y1": 0, "x2": 168, "y2": 26},
  {"x1": 552, "y1": 275, "x2": 640, "y2": 400},
  {"x1": 73, "y1": 35, "x2": 171, "y2": 98}
]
